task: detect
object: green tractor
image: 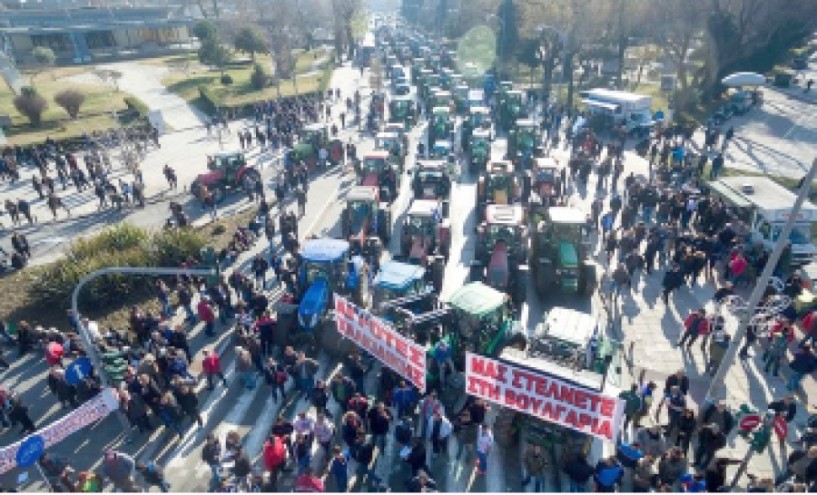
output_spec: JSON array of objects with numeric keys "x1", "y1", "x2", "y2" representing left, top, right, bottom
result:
[
  {"x1": 411, "y1": 58, "x2": 425, "y2": 84},
  {"x1": 468, "y1": 129, "x2": 492, "y2": 174},
  {"x1": 530, "y1": 206, "x2": 597, "y2": 297},
  {"x1": 428, "y1": 107, "x2": 453, "y2": 147},
  {"x1": 476, "y1": 160, "x2": 523, "y2": 222},
  {"x1": 461, "y1": 106, "x2": 492, "y2": 151},
  {"x1": 288, "y1": 123, "x2": 343, "y2": 172},
  {"x1": 341, "y1": 185, "x2": 392, "y2": 261},
  {"x1": 454, "y1": 84, "x2": 469, "y2": 114},
  {"x1": 388, "y1": 96, "x2": 416, "y2": 128},
  {"x1": 470, "y1": 204, "x2": 529, "y2": 306},
  {"x1": 431, "y1": 90, "x2": 454, "y2": 113},
  {"x1": 493, "y1": 307, "x2": 620, "y2": 459},
  {"x1": 498, "y1": 89, "x2": 525, "y2": 132},
  {"x1": 507, "y1": 119, "x2": 541, "y2": 170},
  {"x1": 447, "y1": 282, "x2": 514, "y2": 359},
  {"x1": 419, "y1": 70, "x2": 438, "y2": 102},
  {"x1": 439, "y1": 68, "x2": 454, "y2": 90},
  {"x1": 375, "y1": 131, "x2": 406, "y2": 173}
]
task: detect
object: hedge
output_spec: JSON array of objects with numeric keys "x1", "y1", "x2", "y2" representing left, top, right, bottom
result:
[
  {"x1": 30, "y1": 223, "x2": 206, "y2": 309},
  {"x1": 123, "y1": 96, "x2": 149, "y2": 116}
]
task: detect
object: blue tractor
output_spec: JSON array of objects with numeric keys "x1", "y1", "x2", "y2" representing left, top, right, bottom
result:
[{"x1": 294, "y1": 238, "x2": 371, "y2": 356}]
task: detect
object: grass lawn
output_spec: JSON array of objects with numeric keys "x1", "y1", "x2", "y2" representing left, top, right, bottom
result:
[
  {"x1": 0, "y1": 67, "x2": 135, "y2": 146},
  {"x1": 162, "y1": 47, "x2": 333, "y2": 111},
  {"x1": 0, "y1": 207, "x2": 259, "y2": 333}
]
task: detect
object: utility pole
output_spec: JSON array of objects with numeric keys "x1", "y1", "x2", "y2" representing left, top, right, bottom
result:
[{"x1": 706, "y1": 158, "x2": 817, "y2": 402}]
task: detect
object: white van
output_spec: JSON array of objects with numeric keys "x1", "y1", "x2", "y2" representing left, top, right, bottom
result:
[{"x1": 581, "y1": 88, "x2": 653, "y2": 134}]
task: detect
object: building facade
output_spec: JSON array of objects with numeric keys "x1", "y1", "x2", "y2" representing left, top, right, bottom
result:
[{"x1": 0, "y1": 5, "x2": 193, "y2": 65}]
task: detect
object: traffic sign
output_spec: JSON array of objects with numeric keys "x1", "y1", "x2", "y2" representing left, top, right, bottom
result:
[
  {"x1": 773, "y1": 415, "x2": 789, "y2": 440},
  {"x1": 15, "y1": 435, "x2": 44, "y2": 468},
  {"x1": 739, "y1": 414, "x2": 761, "y2": 431},
  {"x1": 64, "y1": 357, "x2": 92, "y2": 386}
]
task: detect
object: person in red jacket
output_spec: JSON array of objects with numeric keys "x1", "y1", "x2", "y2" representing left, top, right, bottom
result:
[
  {"x1": 678, "y1": 308, "x2": 710, "y2": 349},
  {"x1": 201, "y1": 349, "x2": 228, "y2": 391},
  {"x1": 295, "y1": 466, "x2": 325, "y2": 492},
  {"x1": 263, "y1": 434, "x2": 288, "y2": 491},
  {"x1": 197, "y1": 297, "x2": 216, "y2": 337},
  {"x1": 801, "y1": 309, "x2": 817, "y2": 347}
]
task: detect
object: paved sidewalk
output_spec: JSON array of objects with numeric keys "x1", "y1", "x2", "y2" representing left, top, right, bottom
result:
[
  {"x1": 61, "y1": 61, "x2": 205, "y2": 130},
  {"x1": 613, "y1": 250, "x2": 817, "y2": 483}
]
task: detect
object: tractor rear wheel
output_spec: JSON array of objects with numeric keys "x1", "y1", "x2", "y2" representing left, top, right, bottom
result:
[
  {"x1": 213, "y1": 185, "x2": 227, "y2": 204},
  {"x1": 319, "y1": 321, "x2": 355, "y2": 358}
]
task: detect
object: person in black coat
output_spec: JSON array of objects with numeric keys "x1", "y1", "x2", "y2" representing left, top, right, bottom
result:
[
  {"x1": 174, "y1": 385, "x2": 203, "y2": 428},
  {"x1": 8, "y1": 397, "x2": 36, "y2": 435},
  {"x1": 661, "y1": 264, "x2": 684, "y2": 304},
  {"x1": 406, "y1": 437, "x2": 428, "y2": 477}
]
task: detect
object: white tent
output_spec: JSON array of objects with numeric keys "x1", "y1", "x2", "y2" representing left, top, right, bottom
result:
[{"x1": 721, "y1": 72, "x2": 765, "y2": 87}]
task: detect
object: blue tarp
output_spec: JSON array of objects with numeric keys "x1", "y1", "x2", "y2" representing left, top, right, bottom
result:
[{"x1": 301, "y1": 238, "x2": 350, "y2": 262}]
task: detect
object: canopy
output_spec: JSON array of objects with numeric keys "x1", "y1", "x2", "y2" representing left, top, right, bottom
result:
[
  {"x1": 721, "y1": 72, "x2": 765, "y2": 87},
  {"x1": 375, "y1": 261, "x2": 426, "y2": 291},
  {"x1": 301, "y1": 238, "x2": 349, "y2": 262},
  {"x1": 447, "y1": 282, "x2": 505, "y2": 317}
]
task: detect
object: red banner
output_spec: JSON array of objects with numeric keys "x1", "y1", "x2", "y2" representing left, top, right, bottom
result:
[
  {"x1": 0, "y1": 388, "x2": 120, "y2": 474},
  {"x1": 465, "y1": 352, "x2": 625, "y2": 442},
  {"x1": 334, "y1": 294, "x2": 426, "y2": 392}
]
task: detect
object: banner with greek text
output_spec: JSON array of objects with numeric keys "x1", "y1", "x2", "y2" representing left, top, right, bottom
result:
[
  {"x1": 465, "y1": 352, "x2": 624, "y2": 442},
  {"x1": 0, "y1": 388, "x2": 120, "y2": 474},
  {"x1": 334, "y1": 294, "x2": 426, "y2": 392}
]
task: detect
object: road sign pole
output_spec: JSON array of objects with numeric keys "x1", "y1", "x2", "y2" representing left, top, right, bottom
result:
[
  {"x1": 71, "y1": 266, "x2": 216, "y2": 439},
  {"x1": 33, "y1": 461, "x2": 51, "y2": 491},
  {"x1": 705, "y1": 158, "x2": 817, "y2": 402}
]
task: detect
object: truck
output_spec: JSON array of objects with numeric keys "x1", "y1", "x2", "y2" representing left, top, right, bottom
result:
[
  {"x1": 709, "y1": 176, "x2": 817, "y2": 266},
  {"x1": 580, "y1": 88, "x2": 653, "y2": 135}
]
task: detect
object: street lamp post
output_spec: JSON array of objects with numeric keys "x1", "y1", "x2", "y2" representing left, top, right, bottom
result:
[{"x1": 705, "y1": 158, "x2": 817, "y2": 403}]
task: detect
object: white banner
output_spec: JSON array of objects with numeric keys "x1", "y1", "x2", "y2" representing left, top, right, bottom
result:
[
  {"x1": 334, "y1": 294, "x2": 426, "y2": 392},
  {"x1": 0, "y1": 388, "x2": 120, "y2": 474},
  {"x1": 465, "y1": 352, "x2": 624, "y2": 442}
]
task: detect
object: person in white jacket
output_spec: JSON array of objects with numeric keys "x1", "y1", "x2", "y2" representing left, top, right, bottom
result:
[
  {"x1": 476, "y1": 424, "x2": 494, "y2": 475},
  {"x1": 426, "y1": 410, "x2": 453, "y2": 459}
]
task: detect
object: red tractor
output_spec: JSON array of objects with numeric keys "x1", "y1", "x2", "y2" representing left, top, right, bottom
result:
[
  {"x1": 526, "y1": 156, "x2": 565, "y2": 214},
  {"x1": 190, "y1": 151, "x2": 261, "y2": 203},
  {"x1": 400, "y1": 199, "x2": 451, "y2": 262},
  {"x1": 470, "y1": 204, "x2": 529, "y2": 306},
  {"x1": 356, "y1": 150, "x2": 401, "y2": 203}
]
